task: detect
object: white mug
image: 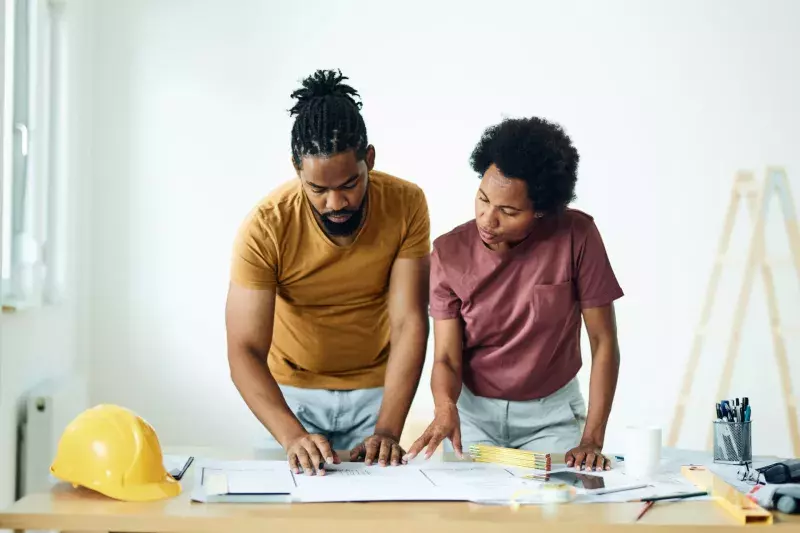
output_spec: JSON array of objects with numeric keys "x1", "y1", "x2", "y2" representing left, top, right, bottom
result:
[{"x1": 624, "y1": 426, "x2": 662, "y2": 479}]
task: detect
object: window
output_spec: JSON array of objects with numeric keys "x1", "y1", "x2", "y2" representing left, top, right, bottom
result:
[{"x1": 2, "y1": 0, "x2": 64, "y2": 310}]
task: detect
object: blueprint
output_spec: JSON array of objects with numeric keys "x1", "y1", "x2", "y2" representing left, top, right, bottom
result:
[{"x1": 190, "y1": 459, "x2": 699, "y2": 504}]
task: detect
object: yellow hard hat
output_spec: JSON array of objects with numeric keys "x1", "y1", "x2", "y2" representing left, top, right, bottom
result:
[{"x1": 50, "y1": 404, "x2": 181, "y2": 501}]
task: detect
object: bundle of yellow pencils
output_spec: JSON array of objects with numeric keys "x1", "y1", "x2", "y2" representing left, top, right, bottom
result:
[{"x1": 468, "y1": 444, "x2": 552, "y2": 471}]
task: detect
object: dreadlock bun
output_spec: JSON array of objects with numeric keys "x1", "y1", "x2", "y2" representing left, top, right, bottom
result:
[
  {"x1": 289, "y1": 69, "x2": 369, "y2": 166},
  {"x1": 289, "y1": 69, "x2": 362, "y2": 117}
]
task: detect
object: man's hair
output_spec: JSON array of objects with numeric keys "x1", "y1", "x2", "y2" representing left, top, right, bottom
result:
[
  {"x1": 289, "y1": 69, "x2": 368, "y2": 167},
  {"x1": 470, "y1": 117, "x2": 579, "y2": 214}
]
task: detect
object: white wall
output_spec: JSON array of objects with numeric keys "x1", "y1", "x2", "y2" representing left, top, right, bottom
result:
[
  {"x1": 0, "y1": 0, "x2": 90, "y2": 508},
  {"x1": 74, "y1": 0, "x2": 800, "y2": 456}
]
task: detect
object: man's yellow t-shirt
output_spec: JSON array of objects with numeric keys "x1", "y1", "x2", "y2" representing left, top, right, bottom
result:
[{"x1": 230, "y1": 170, "x2": 430, "y2": 390}]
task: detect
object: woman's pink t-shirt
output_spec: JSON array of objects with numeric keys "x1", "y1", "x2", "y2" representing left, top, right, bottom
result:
[{"x1": 429, "y1": 209, "x2": 624, "y2": 401}]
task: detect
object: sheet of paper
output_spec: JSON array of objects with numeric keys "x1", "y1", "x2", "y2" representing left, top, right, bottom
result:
[
  {"x1": 291, "y1": 462, "x2": 453, "y2": 502},
  {"x1": 418, "y1": 463, "x2": 534, "y2": 502},
  {"x1": 471, "y1": 476, "x2": 708, "y2": 505},
  {"x1": 226, "y1": 469, "x2": 295, "y2": 494},
  {"x1": 658, "y1": 448, "x2": 782, "y2": 494},
  {"x1": 293, "y1": 462, "x2": 544, "y2": 502},
  {"x1": 707, "y1": 458, "x2": 780, "y2": 494},
  {"x1": 204, "y1": 473, "x2": 229, "y2": 496},
  {"x1": 577, "y1": 468, "x2": 703, "y2": 502},
  {"x1": 420, "y1": 463, "x2": 517, "y2": 486},
  {"x1": 293, "y1": 462, "x2": 425, "y2": 482},
  {"x1": 198, "y1": 460, "x2": 296, "y2": 495},
  {"x1": 471, "y1": 464, "x2": 704, "y2": 505}
]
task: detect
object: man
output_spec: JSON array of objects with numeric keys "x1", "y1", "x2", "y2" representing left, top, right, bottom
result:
[{"x1": 226, "y1": 69, "x2": 430, "y2": 475}]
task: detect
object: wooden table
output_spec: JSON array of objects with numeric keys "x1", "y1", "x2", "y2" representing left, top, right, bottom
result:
[{"x1": 2, "y1": 447, "x2": 800, "y2": 532}]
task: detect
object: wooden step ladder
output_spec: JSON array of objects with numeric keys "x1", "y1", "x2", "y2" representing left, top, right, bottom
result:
[{"x1": 667, "y1": 167, "x2": 800, "y2": 455}]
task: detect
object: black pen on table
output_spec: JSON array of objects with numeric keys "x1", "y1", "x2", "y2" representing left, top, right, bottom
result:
[{"x1": 635, "y1": 491, "x2": 709, "y2": 522}]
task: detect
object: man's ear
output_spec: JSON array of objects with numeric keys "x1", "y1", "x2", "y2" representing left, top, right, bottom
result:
[
  {"x1": 365, "y1": 145, "x2": 376, "y2": 171},
  {"x1": 291, "y1": 156, "x2": 301, "y2": 175}
]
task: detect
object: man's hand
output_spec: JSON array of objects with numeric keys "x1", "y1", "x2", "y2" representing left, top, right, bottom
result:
[
  {"x1": 403, "y1": 403, "x2": 462, "y2": 462},
  {"x1": 286, "y1": 433, "x2": 340, "y2": 475},
  {"x1": 565, "y1": 441, "x2": 610, "y2": 471},
  {"x1": 350, "y1": 434, "x2": 405, "y2": 466}
]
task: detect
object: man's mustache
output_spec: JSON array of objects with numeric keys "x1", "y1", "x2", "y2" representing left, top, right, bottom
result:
[{"x1": 323, "y1": 209, "x2": 356, "y2": 219}]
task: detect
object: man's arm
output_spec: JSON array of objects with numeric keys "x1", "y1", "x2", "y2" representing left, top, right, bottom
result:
[
  {"x1": 565, "y1": 302, "x2": 620, "y2": 469},
  {"x1": 352, "y1": 256, "x2": 430, "y2": 465},
  {"x1": 226, "y1": 283, "x2": 338, "y2": 473}
]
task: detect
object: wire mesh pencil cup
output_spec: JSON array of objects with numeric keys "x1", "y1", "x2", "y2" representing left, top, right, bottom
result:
[{"x1": 713, "y1": 420, "x2": 752, "y2": 465}]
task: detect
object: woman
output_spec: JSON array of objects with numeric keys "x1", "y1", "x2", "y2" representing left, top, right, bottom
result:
[{"x1": 404, "y1": 117, "x2": 623, "y2": 471}]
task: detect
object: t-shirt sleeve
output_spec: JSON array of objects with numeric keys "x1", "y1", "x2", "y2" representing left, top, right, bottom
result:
[
  {"x1": 230, "y1": 208, "x2": 279, "y2": 290},
  {"x1": 397, "y1": 187, "x2": 431, "y2": 259},
  {"x1": 429, "y1": 246, "x2": 462, "y2": 319},
  {"x1": 574, "y1": 219, "x2": 624, "y2": 309}
]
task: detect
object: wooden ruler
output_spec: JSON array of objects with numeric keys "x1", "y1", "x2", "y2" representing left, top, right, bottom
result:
[{"x1": 681, "y1": 465, "x2": 773, "y2": 525}]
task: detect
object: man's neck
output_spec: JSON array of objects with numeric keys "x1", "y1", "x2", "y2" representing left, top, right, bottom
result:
[{"x1": 328, "y1": 233, "x2": 357, "y2": 246}]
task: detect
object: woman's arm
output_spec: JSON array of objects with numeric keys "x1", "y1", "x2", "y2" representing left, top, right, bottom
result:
[
  {"x1": 431, "y1": 318, "x2": 464, "y2": 411},
  {"x1": 581, "y1": 303, "x2": 620, "y2": 446},
  {"x1": 404, "y1": 318, "x2": 465, "y2": 460},
  {"x1": 565, "y1": 302, "x2": 620, "y2": 470}
]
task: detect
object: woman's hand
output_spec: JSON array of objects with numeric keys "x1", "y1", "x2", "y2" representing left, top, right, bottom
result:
[
  {"x1": 403, "y1": 403, "x2": 462, "y2": 462},
  {"x1": 565, "y1": 441, "x2": 610, "y2": 471}
]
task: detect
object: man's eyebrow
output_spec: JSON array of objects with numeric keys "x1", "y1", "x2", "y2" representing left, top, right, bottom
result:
[
  {"x1": 479, "y1": 187, "x2": 522, "y2": 211},
  {"x1": 306, "y1": 174, "x2": 360, "y2": 190},
  {"x1": 339, "y1": 174, "x2": 360, "y2": 187}
]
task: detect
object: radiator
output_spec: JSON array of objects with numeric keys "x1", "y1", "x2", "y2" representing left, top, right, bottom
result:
[{"x1": 17, "y1": 375, "x2": 89, "y2": 497}]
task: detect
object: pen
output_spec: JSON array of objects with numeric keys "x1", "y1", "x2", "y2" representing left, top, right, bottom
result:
[
  {"x1": 638, "y1": 490, "x2": 709, "y2": 503},
  {"x1": 635, "y1": 490, "x2": 709, "y2": 521},
  {"x1": 636, "y1": 500, "x2": 655, "y2": 521},
  {"x1": 592, "y1": 483, "x2": 648, "y2": 495},
  {"x1": 170, "y1": 456, "x2": 194, "y2": 480}
]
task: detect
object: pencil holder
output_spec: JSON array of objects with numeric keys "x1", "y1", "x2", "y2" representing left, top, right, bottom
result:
[{"x1": 713, "y1": 420, "x2": 752, "y2": 464}]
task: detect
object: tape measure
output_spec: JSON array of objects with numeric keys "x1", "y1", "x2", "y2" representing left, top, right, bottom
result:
[{"x1": 509, "y1": 483, "x2": 576, "y2": 508}]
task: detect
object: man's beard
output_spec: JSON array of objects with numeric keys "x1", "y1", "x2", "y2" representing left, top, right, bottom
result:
[{"x1": 312, "y1": 202, "x2": 366, "y2": 237}]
